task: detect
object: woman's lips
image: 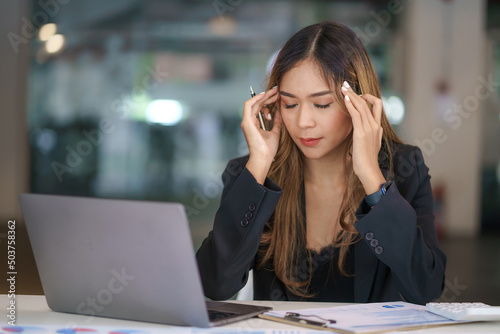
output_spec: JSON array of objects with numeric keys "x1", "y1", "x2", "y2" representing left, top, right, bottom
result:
[{"x1": 299, "y1": 137, "x2": 322, "y2": 147}]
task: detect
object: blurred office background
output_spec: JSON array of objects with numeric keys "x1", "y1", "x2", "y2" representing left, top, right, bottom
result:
[{"x1": 1, "y1": 0, "x2": 499, "y2": 303}]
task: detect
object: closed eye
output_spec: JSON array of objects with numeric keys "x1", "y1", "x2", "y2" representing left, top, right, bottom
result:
[
  {"x1": 315, "y1": 103, "x2": 332, "y2": 109},
  {"x1": 283, "y1": 103, "x2": 332, "y2": 109}
]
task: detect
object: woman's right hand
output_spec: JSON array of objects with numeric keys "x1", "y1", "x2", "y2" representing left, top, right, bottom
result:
[{"x1": 240, "y1": 85, "x2": 282, "y2": 184}]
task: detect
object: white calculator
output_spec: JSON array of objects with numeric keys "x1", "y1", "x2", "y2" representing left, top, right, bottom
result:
[{"x1": 426, "y1": 302, "x2": 500, "y2": 321}]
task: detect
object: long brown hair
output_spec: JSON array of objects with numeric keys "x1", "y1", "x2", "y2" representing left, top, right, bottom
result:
[{"x1": 257, "y1": 21, "x2": 403, "y2": 298}]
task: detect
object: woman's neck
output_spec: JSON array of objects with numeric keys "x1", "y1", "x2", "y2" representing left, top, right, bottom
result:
[{"x1": 303, "y1": 142, "x2": 348, "y2": 187}]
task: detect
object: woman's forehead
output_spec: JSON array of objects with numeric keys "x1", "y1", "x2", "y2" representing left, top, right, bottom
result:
[
  {"x1": 280, "y1": 62, "x2": 329, "y2": 93},
  {"x1": 280, "y1": 60, "x2": 338, "y2": 95}
]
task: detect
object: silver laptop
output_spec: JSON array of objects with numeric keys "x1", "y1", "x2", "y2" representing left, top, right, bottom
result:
[{"x1": 19, "y1": 193, "x2": 271, "y2": 327}]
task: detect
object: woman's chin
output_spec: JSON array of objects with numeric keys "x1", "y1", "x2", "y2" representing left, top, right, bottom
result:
[{"x1": 299, "y1": 149, "x2": 327, "y2": 160}]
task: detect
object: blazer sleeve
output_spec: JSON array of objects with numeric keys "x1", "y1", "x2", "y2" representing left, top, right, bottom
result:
[
  {"x1": 196, "y1": 157, "x2": 282, "y2": 300},
  {"x1": 354, "y1": 146, "x2": 447, "y2": 304}
]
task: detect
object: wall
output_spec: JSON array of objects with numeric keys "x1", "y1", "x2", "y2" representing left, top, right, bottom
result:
[
  {"x1": 0, "y1": 0, "x2": 43, "y2": 294},
  {"x1": 398, "y1": 0, "x2": 487, "y2": 237}
]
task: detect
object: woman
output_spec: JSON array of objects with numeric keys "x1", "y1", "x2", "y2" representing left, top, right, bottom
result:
[{"x1": 196, "y1": 21, "x2": 446, "y2": 304}]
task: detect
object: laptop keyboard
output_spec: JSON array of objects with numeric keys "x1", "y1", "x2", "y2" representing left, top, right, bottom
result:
[{"x1": 208, "y1": 309, "x2": 237, "y2": 321}]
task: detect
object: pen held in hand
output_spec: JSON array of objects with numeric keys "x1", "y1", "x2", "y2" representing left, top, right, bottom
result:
[{"x1": 250, "y1": 85, "x2": 267, "y2": 131}]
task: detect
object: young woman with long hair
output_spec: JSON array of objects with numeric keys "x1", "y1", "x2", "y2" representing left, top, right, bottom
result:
[{"x1": 196, "y1": 21, "x2": 446, "y2": 303}]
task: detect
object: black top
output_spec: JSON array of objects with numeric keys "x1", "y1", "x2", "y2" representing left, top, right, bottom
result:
[
  {"x1": 196, "y1": 142, "x2": 447, "y2": 304},
  {"x1": 298, "y1": 245, "x2": 355, "y2": 302}
]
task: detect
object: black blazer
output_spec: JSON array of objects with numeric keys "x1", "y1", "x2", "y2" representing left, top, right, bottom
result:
[{"x1": 196, "y1": 142, "x2": 447, "y2": 304}]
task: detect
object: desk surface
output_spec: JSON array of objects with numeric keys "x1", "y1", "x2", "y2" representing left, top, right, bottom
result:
[{"x1": 3, "y1": 295, "x2": 500, "y2": 332}]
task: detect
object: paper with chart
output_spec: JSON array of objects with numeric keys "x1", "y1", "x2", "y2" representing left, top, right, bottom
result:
[{"x1": 263, "y1": 301, "x2": 469, "y2": 333}]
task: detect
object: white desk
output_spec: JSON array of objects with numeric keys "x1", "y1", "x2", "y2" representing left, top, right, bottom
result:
[{"x1": 3, "y1": 295, "x2": 500, "y2": 332}]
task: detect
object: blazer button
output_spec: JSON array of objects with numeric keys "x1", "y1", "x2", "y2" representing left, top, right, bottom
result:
[
  {"x1": 374, "y1": 245, "x2": 384, "y2": 255},
  {"x1": 365, "y1": 232, "x2": 374, "y2": 240},
  {"x1": 240, "y1": 219, "x2": 249, "y2": 227},
  {"x1": 245, "y1": 211, "x2": 253, "y2": 219},
  {"x1": 370, "y1": 239, "x2": 379, "y2": 247},
  {"x1": 249, "y1": 203, "x2": 256, "y2": 212}
]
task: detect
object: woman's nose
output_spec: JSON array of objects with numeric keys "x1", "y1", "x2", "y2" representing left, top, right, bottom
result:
[{"x1": 298, "y1": 106, "x2": 316, "y2": 128}]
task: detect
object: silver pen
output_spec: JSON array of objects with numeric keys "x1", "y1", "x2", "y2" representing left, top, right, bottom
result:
[{"x1": 250, "y1": 85, "x2": 267, "y2": 131}]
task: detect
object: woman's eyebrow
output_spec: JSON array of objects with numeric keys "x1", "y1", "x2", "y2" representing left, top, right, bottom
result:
[{"x1": 279, "y1": 90, "x2": 332, "y2": 98}]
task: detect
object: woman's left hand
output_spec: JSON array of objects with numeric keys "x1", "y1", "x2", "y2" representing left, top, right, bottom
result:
[{"x1": 341, "y1": 81, "x2": 386, "y2": 195}]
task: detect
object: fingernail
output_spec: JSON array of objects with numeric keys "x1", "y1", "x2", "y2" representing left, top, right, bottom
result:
[
  {"x1": 343, "y1": 81, "x2": 350, "y2": 88},
  {"x1": 259, "y1": 91, "x2": 265, "y2": 94},
  {"x1": 272, "y1": 85, "x2": 278, "y2": 89},
  {"x1": 342, "y1": 86, "x2": 348, "y2": 92},
  {"x1": 345, "y1": 95, "x2": 350, "y2": 101},
  {"x1": 267, "y1": 113, "x2": 272, "y2": 120}
]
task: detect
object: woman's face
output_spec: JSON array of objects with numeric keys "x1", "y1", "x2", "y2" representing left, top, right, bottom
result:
[{"x1": 279, "y1": 60, "x2": 353, "y2": 160}]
